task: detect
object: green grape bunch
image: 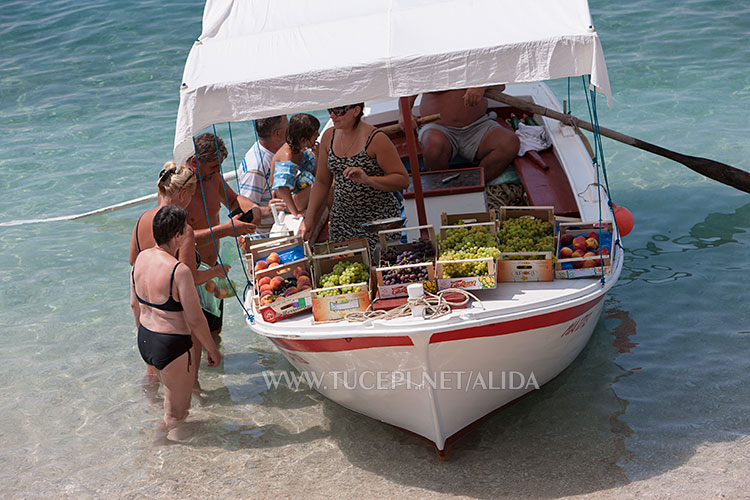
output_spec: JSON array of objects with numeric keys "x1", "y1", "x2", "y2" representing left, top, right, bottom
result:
[
  {"x1": 317, "y1": 261, "x2": 370, "y2": 297},
  {"x1": 497, "y1": 216, "x2": 554, "y2": 259},
  {"x1": 439, "y1": 225, "x2": 501, "y2": 277}
]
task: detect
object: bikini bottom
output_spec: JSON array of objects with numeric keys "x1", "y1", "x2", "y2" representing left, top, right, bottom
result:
[{"x1": 137, "y1": 325, "x2": 192, "y2": 371}]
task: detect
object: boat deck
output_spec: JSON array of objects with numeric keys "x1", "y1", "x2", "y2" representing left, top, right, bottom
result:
[{"x1": 248, "y1": 272, "x2": 612, "y2": 338}]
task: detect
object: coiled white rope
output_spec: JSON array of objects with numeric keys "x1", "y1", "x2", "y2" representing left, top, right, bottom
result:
[{"x1": 344, "y1": 288, "x2": 484, "y2": 323}]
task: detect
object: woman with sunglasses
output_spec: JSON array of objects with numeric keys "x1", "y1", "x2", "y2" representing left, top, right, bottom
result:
[
  {"x1": 300, "y1": 103, "x2": 410, "y2": 251},
  {"x1": 129, "y1": 161, "x2": 229, "y2": 395}
]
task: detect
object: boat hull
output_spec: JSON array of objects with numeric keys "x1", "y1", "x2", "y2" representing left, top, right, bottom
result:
[{"x1": 265, "y1": 293, "x2": 605, "y2": 450}]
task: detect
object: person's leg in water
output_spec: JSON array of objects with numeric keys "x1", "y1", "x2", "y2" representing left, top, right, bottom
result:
[{"x1": 156, "y1": 349, "x2": 196, "y2": 438}]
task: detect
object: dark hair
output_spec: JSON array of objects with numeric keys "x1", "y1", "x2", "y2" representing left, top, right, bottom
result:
[
  {"x1": 153, "y1": 205, "x2": 188, "y2": 246},
  {"x1": 192, "y1": 133, "x2": 227, "y2": 166},
  {"x1": 352, "y1": 103, "x2": 365, "y2": 126},
  {"x1": 255, "y1": 115, "x2": 287, "y2": 139},
  {"x1": 286, "y1": 114, "x2": 320, "y2": 154}
]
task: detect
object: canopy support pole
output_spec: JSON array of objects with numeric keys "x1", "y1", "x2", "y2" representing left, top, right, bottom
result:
[{"x1": 400, "y1": 97, "x2": 427, "y2": 226}]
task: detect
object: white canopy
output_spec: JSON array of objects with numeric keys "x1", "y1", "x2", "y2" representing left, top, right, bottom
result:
[{"x1": 174, "y1": 0, "x2": 611, "y2": 163}]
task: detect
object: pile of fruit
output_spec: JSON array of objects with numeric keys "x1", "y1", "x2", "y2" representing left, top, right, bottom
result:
[
  {"x1": 439, "y1": 225, "x2": 501, "y2": 277},
  {"x1": 205, "y1": 278, "x2": 236, "y2": 299},
  {"x1": 257, "y1": 265, "x2": 312, "y2": 305},
  {"x1": 254, "y1": 251, "x2": 282, "y2": 273},
  {"x1": 497, "y1": 216, "x2": 555, "y2": 258},
  {"x1": 380, "y1": 239, "x2": 435, "y2": 285},
  {"x1": 558, "y1": 231, "x2": 610, "y2": 269},
  {"x1": 317, "y1": 261, "x2": 370, "y2": 297}
]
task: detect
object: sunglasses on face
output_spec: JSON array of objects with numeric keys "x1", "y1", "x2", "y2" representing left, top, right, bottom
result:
[{"x1": 328, "y1": 105, "x2": 354, "y2": 117}]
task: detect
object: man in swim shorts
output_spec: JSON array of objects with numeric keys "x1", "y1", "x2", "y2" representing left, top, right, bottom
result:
[{"x1": 399, "y1": 86, "x2": 520, "y2": 182}]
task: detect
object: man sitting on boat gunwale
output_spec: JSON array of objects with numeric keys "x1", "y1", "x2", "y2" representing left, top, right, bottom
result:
[
  {"x1": 399, "y1": 86, "x2": 520, "y2": 182},
  {"x1": 186, "y1": 132, "x2": 285, "y2": 336}
]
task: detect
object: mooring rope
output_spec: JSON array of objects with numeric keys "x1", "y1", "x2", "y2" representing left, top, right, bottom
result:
[{"x1": 344, "y1": 288, "x2": 484, "y2": 323}]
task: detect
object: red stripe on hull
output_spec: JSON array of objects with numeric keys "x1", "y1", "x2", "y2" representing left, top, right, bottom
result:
[
  {"x1": 430, "y1": 295, "x2": 604, "y2": 344},
  {"x1": 270, "y1": 335, "x2": 414, "y2": 353},
  {"x1": 268, "y1": 295, "x2": 604, "y2": 353}
]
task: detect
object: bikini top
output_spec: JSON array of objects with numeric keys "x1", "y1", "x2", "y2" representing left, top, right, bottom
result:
[{"x1": 131, "y1": 261, "x2": 184, "y2": 312}]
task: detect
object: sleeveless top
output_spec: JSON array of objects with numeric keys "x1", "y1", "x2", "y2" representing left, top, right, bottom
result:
[{"x1": 327, "y1": 128, "x2": 402, "y2": 252}]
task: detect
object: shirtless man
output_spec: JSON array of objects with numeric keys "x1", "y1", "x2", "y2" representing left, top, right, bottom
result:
[
  {"x1": 399, "y1": 86, "x2": 520, "y2": 181},
  {"x1": 186, "y1": 132, "x2": 283, "y2": 335}
]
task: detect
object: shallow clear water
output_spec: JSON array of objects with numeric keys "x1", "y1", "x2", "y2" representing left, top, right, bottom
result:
[{"x1": 1, "y1": 0, "x2": 749, "y2": 498}]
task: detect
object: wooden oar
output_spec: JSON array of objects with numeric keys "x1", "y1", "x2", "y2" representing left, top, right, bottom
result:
[
  {"x1": 379, "y1": 113, "x2": 441, "y2": 134},
  {"x1": 484, "y1": 88, "x2": 750, "y2": 194}
]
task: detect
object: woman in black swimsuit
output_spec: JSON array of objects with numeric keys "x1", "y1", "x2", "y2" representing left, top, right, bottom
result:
[
  {"x1": 130, "y1": 205, "x2": 221, "y2": 434},
  {"x1": 300, "y1": 103, "x2": 410, "y2": 252},
  {"x1": 129, "y1": 161, "x2": 228, "y2": 392}
]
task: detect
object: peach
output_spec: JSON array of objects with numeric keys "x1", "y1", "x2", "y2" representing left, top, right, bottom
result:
[
  {"x1": 259, "y1": 284, "x2": 272, "y2": 294},
  {"x1": 270, "y1": 276, "x2": 284, "y2": 291},
  {"x1": 585, "y1": 237, "x2": 599, "y2": 250},
  {"x1": 268, "y1": 262, "x2": 280, "y2": 268},
  {"x1": 215, "y1": 288, "x2": 228, "y2": 299},
  {"x1": 260, "y1": 288, "x2": 273, "y2": 298},
  {"x1": 586, "y1": 231, "x2": 599, "y2": 241},
  {"x1": 260, "y1": 295, "x2": 275, "y2": 305},
  {"x1": 297, "y1": 283, "x2": 312, "y2": 291},
  {"x1": 293, "y1": 266, "x2": 306, "y2": 278},
  {"x1": 266, "y1": 252, "x2": 281, "y2": 265},
  {"x1": 582, "y1": 259, "x2": 598, "y2": 268},
  {"x1": 255, "y1": 260, "x2": 268, "y2": 271},
  {"x1": 560, "y1": 233, "x2": 574, "y2": 247},
  {"x1": 573, "y1": 243, "x2": 587, "y2": 255},
  {"x1": 284, "y1": 287, "x2": 298, "y2": 297},
  {"x1": 258, "y1": 276, "x2": 271, "y2": 287},
  {"x1": 559, "y1": 247, "x2": 573, "y2": 259},
  {"x1": 600, "y1": 247, "x2": 610, "y2": 256},
  {"x1": 572, "y1": 235, "x2": 587, "y2": 247},
  {"x1": 583, "y1": 251, "x2": 596, "y2": 258},
  {"x1": 204, "y1": 281, "x2": 216, "y2": 292}
]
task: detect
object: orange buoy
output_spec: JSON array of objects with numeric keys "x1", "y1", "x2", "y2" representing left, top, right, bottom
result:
[{"x1": 612, "y1": 204, "x2": 634, "y2": 236}]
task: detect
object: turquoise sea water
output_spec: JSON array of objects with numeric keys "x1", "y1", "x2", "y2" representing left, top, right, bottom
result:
[{"x1": 1, "y1": 1, "x2": 749, "y2": 498}]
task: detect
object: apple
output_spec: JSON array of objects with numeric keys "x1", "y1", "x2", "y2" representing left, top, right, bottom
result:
[
  {"x1": 255, "y1": 260, "x2": 268, "y2": 271},
  {"x1": 585, "y1": 237, "x2": 598, "y2": 250},
  {"x1": 559, "y1": 246, "x2": 573, "y2": 258},
  {"x1": 560, "y1": 233, "x2": 574, "y2": 246},
  {"x1": 258, "y1": 276, "x2": 271, "y2": 287}
]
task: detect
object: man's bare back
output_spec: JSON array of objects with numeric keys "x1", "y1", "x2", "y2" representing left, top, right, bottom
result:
[{"x1": 419, "y1": 89, "x2": 488, "y2": 127}]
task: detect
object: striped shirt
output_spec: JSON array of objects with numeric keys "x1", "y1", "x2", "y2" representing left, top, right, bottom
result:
[{"x1": 238, "y1": 142, "x2": 273, "y2": 205}]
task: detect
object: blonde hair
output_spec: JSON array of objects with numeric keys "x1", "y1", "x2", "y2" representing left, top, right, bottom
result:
[{"x1": 157, "y1": 161, "x2": 197, "y2": 198}]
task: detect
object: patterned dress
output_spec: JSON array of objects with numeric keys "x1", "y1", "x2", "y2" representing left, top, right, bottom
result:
[{"x1": 327, "y1": 129, "x2": 402, "y2": 252}]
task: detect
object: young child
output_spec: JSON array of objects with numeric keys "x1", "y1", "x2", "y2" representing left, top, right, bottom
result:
[{"x1": 270, "y1": 113, "x2": 320, "y2": 217}]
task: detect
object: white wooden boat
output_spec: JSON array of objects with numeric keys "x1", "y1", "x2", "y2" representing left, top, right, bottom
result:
[{"x1": 174, "y1": 0, "x2": 621, "y2": 454}]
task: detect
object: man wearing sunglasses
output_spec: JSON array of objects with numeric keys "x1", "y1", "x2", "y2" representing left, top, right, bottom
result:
[{"x1": 398, "y1": 86, "x2": 520, "y2": 182}]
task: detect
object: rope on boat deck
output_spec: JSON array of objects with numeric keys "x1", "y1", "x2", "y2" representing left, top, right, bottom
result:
[{"x1": 344, "y1": 288, "x2": 485, "y2": 323}]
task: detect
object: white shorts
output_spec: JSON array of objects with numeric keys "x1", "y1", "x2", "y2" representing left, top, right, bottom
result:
[{"x1": 418, "y1": 114, "x2": 501, "y2": 162}]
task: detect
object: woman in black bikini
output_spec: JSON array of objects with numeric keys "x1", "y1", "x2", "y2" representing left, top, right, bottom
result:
[
  {"x1": 129, "y1": 161, "x2": 229, "y2": 392},
  {"x1": 300, "y1": 103, "x2": 410, "y2": 251},
  {"x1": 130, "y1": 205, "x2": 221, "y2": 433}
]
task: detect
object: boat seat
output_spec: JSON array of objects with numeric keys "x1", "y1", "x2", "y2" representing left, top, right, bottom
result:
[{"x1": 513, "y1": 149, "x2": 579, "y2": 217}]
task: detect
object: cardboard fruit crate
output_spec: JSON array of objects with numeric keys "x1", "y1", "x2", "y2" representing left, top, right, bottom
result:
[
  {"x1": 375, "y1": 225, "x2": 438, "y2": 298},
  {"x1": 555, "y1": 221, "x2": 614, "y2": 279},
  {"x1": 310, "y1": 283, "x2": 371, "y2": 323},
  {"x1": 437, "y1": 220, "x2": 499, "y2": 290},
  {"x1": 254, "y1": 257, "x2": 313, "y2": 323},
  {"x1": 310, "y1": 246, "x2": 372, "y2": 322},
  {"x1": 496, "y1": 252, "x2": 554, "y2": 282},
  {"x1": 495, "y1": 206, "x2": 556, "y2": 282}
]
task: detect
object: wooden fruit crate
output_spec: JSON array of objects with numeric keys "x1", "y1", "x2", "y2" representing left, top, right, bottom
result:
[
  {"x1": 375, "y1": 225, "x2": 437, "y2": 298},
  {"x1": 555, "y1": 221, "x2": 614, "y2": 279}
]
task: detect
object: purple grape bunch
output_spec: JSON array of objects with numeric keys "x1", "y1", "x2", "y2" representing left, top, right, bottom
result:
[{"x1": 381, "y1": 239, "x2": 435, "y2": 285}]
